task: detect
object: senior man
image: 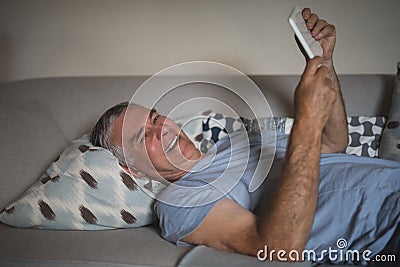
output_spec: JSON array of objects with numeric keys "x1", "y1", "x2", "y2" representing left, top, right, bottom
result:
[{"x1": 91, "y1": 8, "x2": 399, "y2": 264}]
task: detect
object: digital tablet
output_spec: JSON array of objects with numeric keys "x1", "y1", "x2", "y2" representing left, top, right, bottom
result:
[{"x1": 288, "y1": 6, "x2": 323, "y2": 59}]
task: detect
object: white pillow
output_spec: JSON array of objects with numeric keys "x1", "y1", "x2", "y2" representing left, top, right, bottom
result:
[{"x1": 0, "y1": 134, "x2": 166, "y2": 230}]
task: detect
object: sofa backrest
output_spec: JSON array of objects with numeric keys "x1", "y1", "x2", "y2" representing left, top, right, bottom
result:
[{"x1": 0, "y1": 75, "x2": 395, "y2": 210}]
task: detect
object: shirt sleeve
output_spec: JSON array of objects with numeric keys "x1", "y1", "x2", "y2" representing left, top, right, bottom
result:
[{"x1": 154, "y1": 197, "x2": 217, "y2": 245}]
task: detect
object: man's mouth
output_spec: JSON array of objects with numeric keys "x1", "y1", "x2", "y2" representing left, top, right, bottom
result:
[{"x1": 164, "y1": 135, "x2": 179, "y2": 154}]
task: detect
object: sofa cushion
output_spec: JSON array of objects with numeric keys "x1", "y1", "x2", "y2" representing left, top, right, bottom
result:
[
  {"x1": 0, "y1": 103, "x2": 68, "y2": 211},
  {"x1": 379, "y1": 62, "x2": 400, "y2": 161},
  {"x1": 0, "y1": 134, "x2": 166, "y2": 229},
  {"x1": 0, "y1": 224, "x2": 191, "y2": 267}
]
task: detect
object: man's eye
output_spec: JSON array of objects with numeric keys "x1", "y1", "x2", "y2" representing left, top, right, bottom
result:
[
  {"x1": 153, "y1": 114, "x2": 160, "y2": 124},
  {"x1": 139, "y1": 114, "x2": 160, "y2": 144}
]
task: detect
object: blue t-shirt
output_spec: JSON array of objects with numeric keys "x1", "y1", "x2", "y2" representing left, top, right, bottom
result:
[{"x1": 154, "y1": 129, "x2": 400, "y2": 264}]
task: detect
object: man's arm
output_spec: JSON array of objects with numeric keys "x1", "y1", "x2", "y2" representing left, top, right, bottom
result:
[
  {"x1": 182, "y1": 57, "x2": 337, "y2": 259},
  {"x1": 181, "y1": 9, "x2": 340, "y2": 258},
  {"x1": 301, "y1": 8, "x2": 349, "y2": 153}
]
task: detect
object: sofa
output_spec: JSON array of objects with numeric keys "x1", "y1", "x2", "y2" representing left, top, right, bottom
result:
[{"x1": 0, "y1": 72, "x2": 396, "y2": 267}]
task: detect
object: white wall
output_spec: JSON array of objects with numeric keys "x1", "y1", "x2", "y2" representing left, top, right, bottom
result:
[{"x1": 0, "y1": 0, "x2": 399, "y2": 82}]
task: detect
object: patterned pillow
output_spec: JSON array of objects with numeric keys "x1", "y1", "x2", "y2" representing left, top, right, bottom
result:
[
  {"x1": 0, "y1": 134, "x2": 166, "y2": 230},
  {"x1": 379, "y1": 62, "x2": 400, "y2": 161},
  {"x1": 199, "y1": 113, "x2": 290, "y2": 153},
  {"x1": 201, "y1": 113, "x2": 386, "y2": 157},
  {"x1": 346, "y1": 116, "x2": 386, "y2": 157}
]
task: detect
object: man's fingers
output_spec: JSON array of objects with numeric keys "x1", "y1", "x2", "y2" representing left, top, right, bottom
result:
[
  {"x1": 303, "y1": 57, "x2": 324, "y2": 76},
  {"x1": 315, "y1": 24, "x2": 336, "y2": 40},
  {"x1": 311, "y1": 19, "x2": 328, "y2": 37},
  {"x1": 306, "y1": 13, "x2": 319, "y2": 30},
  {"x1": 302, "y1": 8, "x2": 311, "y2": 20}
]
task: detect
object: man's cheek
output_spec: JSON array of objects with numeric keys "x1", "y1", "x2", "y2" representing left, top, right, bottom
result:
[
  {"x1": 145, "y1": 145, "x2": 165, "y2": 166},
  {"x1": 145, "y1": 143, "x2": 161, "y2": 157}
]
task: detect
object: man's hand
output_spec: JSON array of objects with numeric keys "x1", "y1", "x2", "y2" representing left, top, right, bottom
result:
[
  {"x1": 295, "y1": 57, "x2": 336, "y2": 131},
  {"x1": 301, "y1": 8, "x2": 336, "y2": 61}
]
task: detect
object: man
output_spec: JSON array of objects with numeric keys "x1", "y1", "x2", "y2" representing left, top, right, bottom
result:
[{"x1": 91, "y1": 8, "x2": 399, "y2": 264}]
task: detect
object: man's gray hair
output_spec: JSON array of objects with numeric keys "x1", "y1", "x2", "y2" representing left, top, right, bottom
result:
[{"x1": 90, "y1": 101, "x2": 131, "y2": 167}]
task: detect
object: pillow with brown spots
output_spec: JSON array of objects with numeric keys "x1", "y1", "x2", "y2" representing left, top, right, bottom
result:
[
  {"x1": 0, "y1": 134, "x2": 166, "y2": 230},
  {"x1": 379, "y1": 62, "x2": 400, "y2": 161}
]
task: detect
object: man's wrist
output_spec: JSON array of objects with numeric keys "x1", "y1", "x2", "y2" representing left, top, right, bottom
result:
[{"x1": 322, "y1": 58, "x2": 334, "y2": 68}]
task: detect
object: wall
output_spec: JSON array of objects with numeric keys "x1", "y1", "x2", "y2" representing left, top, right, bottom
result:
[{"x1": 0, "y1": 0, "x2": 399, "y2": 82}]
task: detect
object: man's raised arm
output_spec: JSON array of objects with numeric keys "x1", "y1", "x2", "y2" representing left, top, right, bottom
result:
[
  {"x1": 182, "y1": 56, "x2": 337, "y2": 259},
  {"x1": 301, "y1": 8, "x2": 349, "y2": 153}
]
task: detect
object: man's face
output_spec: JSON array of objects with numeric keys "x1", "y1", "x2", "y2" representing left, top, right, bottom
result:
[{"x1": 111, "y1": 104, "x2": 201, "y2": 181}]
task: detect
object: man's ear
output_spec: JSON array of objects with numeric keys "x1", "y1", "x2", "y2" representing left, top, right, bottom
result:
[{"x1": 120, "y1": 164, "x2": 144, "y2": 179}]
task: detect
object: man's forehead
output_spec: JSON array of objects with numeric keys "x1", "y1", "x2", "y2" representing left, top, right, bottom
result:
[{"x1": 120, "y1": 104, "x2": 154, "y2": 136}]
